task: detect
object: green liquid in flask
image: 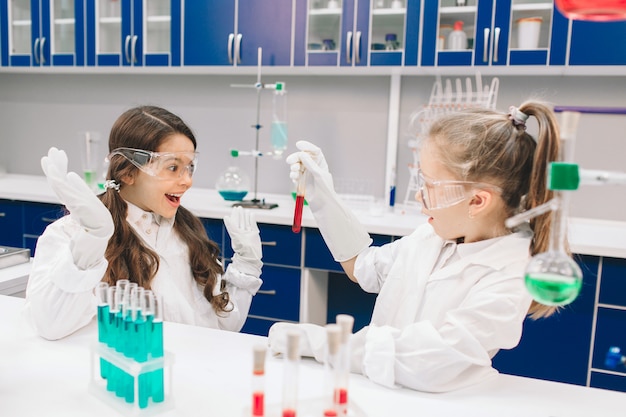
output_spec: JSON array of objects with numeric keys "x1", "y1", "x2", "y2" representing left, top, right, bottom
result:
[{"x1": 525, "y1": 273, "x2": 582, "y2": 306}]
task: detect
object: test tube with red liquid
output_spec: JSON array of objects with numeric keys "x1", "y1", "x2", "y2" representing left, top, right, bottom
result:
[
  {"x1": 292, "y1": 164, "x2": 306, "y2": 233},
  {"x1": 282, "y1": 331, "x2": 300, "y2": 417},
  {"x1": 336, "y1": 314, "x2": 354, "y2": 415},
  {"x1": 323, "y1": 324, "x2": 342, "y2": 417},
  {"x1": 252, "y1": 344, "x2": 267, "y2": 416}
]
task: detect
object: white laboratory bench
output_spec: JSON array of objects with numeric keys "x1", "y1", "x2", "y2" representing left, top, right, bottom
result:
[
  {"x1": 0, "y1": 260, "x2": 31, "y2": 297},
  {"x1": 1, "y1": 294, "x2": 625, "y2": 417},
  {"x1": 1, "y1": 173, "x2": 626, "y2": 257}
]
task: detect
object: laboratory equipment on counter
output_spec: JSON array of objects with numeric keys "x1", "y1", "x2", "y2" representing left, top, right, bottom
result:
[
  {"x1": 292, "y1": 164, "x2": 306, "y2": 233},
  {"x1": 282, "y1": 331, "x2": 300, "y2": 417},
  {"x1": 0, "y1": 246, "x2": 30, "y2": 269},
  {"x1": 505, "y1": 106, "x2": 626, "y2": 306},
  {"x1": 225, "y1": 47, "x2": 287, "y2": 210},
  {"x1": 215, "y1": 166, "x2": 250, "y2": 201},
  {"x1": 555, "y1": 0, "x2": 626, "y2": 21},
  {"x1": 90, "y1": 283, "x2": 173, "y2": 412},
  {"x1": 251, "y1": 344, "x2": 267, "y2": 417}
]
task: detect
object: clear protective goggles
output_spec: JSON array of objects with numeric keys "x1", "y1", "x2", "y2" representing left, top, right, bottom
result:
[
  {"x1": 417, "y1": 165, "x2": 502, "y2": 210},
  {"x1": 107, "y1": 147, "x2": 198, "y2": 181}
]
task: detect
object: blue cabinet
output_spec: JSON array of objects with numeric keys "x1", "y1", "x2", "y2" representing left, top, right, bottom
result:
[
  {"x1": 590, "y1": 257, "x2": 626, "y2": 392},
  {"x1": 0, "y1": 199, "x2": 64, "y2": 254},
  {"x1": 0, "y1": 199, "x2": 23, "y2": 248},
  {"x1": 86, "y1": 0, "x2": 181, "y2": 67},
  {"x1": 568, "y1": 19, "x2": 626, "y2": 65},
  {"x1": 184, "y1": 0, "x2": 292, "y2": 66},
  {"x1": 422, "y1": 0, "x2": 567, "y2": 67},
  {"x1": 22, "y1": 201, "x2": 65, "y2": 255},
  {"x1": 294, "y1": 0, "x2": 370, "y2": 67},
  {"x1": 0, "y1": 0, "x2": 86, "y2": 67}
]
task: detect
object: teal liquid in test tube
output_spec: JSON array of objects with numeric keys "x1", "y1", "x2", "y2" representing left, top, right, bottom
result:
[
  {"x1": 151, "y1": 294, "x2": 165, "y2": 403},
  {"x1": 96, "y1": 282, "x2": 111, "y2": 380},
  {"x1": 271, "y1": 82, "x2": 288, "y2": 156}
]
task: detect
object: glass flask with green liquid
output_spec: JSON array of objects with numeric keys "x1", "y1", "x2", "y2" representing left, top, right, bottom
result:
[{"x1": 524, "y1": 162, "x2": 583, "y2": 306}]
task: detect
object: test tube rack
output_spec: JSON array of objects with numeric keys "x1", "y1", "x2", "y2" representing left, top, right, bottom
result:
[
  {"x1": 89, "y1": 342, "x2": 175, "y2": 415},
  {"x1": 403, "y1": 72, "x2": 500, "y2": 207}
]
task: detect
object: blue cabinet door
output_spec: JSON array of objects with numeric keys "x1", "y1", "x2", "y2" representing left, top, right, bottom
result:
[
  {"x1": 569, "y1": 19, "x2": 626, "y2": 65},
  {"x1": 237, "y1": 0, "x2": 292, "y2": 66},
  {"x1": 0, "y1": 200, "x2": 24, "y2": 248},
  {"x1": 87, "y1": 0, "x2": 179, "y2": 67},
  {"x1": 423, "y1": 1, "x2": 567, "y2": 68},
  {"x1": 183, "y1": 0, "x2": 234, "y2": 65},
  {"x1": 339, "y1": 0, "x2": 369, "y2": 67},
  {"x1": 184, "y1": 0, "x2": 292, "y2": 67}
]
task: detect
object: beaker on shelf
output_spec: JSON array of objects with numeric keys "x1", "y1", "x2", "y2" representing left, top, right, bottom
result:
[{"x1": 216, "y1": 166, "x2": 250, "y2": 201}]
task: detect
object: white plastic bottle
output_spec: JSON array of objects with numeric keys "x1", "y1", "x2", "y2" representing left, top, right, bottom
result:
[{"x1": 447, "y1": 20, "x2": 467, "y2": 51}]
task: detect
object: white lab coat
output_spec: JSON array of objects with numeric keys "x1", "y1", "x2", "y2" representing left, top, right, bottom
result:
[
  {"x1": 268, "y1": 222, "x2": 533, "y2": 392},
  {"x1": 349, "y1": 223, "x2": 534, "y2": 392},
  {"x1": 24, "y1": 203, "x2": 262, "y2": 340}
]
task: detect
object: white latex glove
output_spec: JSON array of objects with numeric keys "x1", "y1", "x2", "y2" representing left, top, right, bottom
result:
[
  {"x1": 286, "y1": 140, "x2": 372, "y2": 262},
  {"x1": 223, "y1": 206, "x2": 262, "y2": 277},
  {"x1": 41, "y1": 147, "x2": 114, "y2": 268},
  {"x1": 267, "y1": 322, "x2": 327, "y2": 362}
]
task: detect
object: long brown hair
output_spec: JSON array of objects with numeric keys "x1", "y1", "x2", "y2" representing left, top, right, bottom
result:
[
  {"x1": 427, "y1": 101, "x2": 563, "y2": 318},
  {"x1": 99, "y1": 105, "x2": 230, "y2": 314}
]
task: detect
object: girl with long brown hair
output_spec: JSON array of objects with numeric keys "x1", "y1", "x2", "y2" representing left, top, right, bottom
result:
[{"x1": 25, "y1": 106, "x2": 263, "y2": 340}]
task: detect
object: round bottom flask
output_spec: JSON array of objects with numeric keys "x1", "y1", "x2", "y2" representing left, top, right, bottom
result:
[
  {"x1": 216, "y1": 166, "x2": 250, "y2": 201},
  {"x1": 524, "y1": 251, "x2": 583, "y2": 306}
]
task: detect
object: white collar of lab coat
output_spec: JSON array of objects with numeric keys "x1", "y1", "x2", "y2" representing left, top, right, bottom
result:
[{"x1": 125, "y1": 201, "x2": 171, "y2": 227}]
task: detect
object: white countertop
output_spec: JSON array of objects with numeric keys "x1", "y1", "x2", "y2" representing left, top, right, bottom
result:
[
  {"x1": 1, "y1": 294, "x2": 625, "y2": 417},
  {"x1": 1, "y1": 173, "x2": 625, "y2": 258}
]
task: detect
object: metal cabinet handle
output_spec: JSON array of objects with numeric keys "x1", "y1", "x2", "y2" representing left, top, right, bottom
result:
[
  {"x1": 131, "y1": 35, "x2": 138, "y2": 64},
  {"x1": 227, "y1": 33, "x2": 235, "y2": 64},
  {"x1": 261, "y1": 241, "x2": 277, "y2": 247},
  {"x1": 34, "y1": 38, "x2": 40, "y2": 64},
  {"x1": 355, "y1": 31, "x2": 362, "y2": 64},
  {"x1": 235, "y1": 33, "x2": 242, "y2": 64},
  {"x1": 483, "y1": 27, "x2": 490, "y2": 63},
  {"x1": 124, "y1": 35, "x2": 132, "y2": 63},
  {"x1": 40, "y1": 37, "x2": 46, "y2": 64},
  {"x1": 257, "y1": 290, "x2": 277, "y2": 296},
  {"x1": 41, "y1": 217, "x2": 57, "y2": 223},
  {"x1": 0, "y1": 212, "x2": 6, "y2": 217},
  {"x1": 346, "y1": 31, "x2": 353, "y2": 63},
  {"x1": 493, "y1": 27, "x2": 501, "y2": 63}
]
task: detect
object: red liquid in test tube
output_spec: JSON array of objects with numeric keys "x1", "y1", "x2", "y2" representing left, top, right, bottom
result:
[
  {"x1": 252, "y1": 345, "x2": 267, "y2": 416},
  {"x1": 292, "y1": 164, "x2": 306, "y2": 233},
  {"x1": 292, "y1": 195, "x2": 304, "y2": 233}
]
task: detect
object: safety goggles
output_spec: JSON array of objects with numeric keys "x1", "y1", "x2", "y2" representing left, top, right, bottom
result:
[
  {"x1": 107, "y1": 147, "x2": 198, "y2": 181},
  {"x1": 417, "y1": 166, "x2": 502, "y2": 210}
]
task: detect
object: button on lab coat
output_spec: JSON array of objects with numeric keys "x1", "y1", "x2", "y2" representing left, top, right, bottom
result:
[
  {"x1": 350, "y1": 223, "x2": 533, "y2": 392},
  {"x1": 24, "y1": 203, "x2": 261, "y2": 340}
]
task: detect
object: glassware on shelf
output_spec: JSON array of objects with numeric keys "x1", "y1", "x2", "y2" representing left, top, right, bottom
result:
[{"x1": 216, "y1": 166, "x2": 251, "y2": 202}]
